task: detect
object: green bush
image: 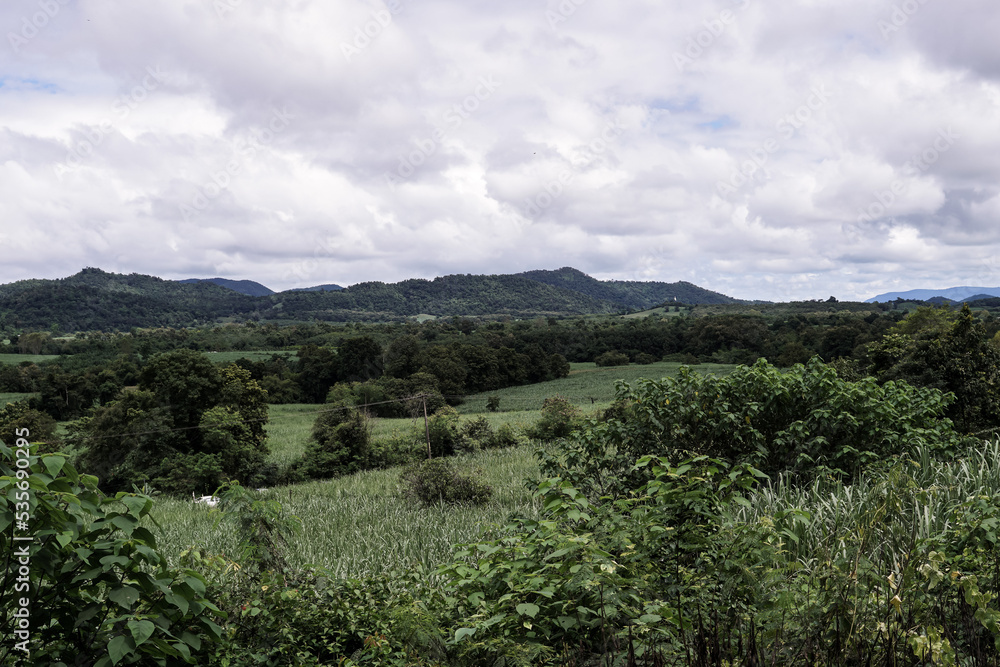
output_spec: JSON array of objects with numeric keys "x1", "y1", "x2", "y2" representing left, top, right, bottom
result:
[
  {"x1": 542, "y1": 358, "x2": 971, "y2": 500},
  {"x1": 439, "y1": 455, "x2": 761, "y2": 664},
  {"x1": 366, "y1": 432, "x2": 425, "y2": 470},
  {"x1": 202, "y1": 564, "x2": 449, "y2": 666},
  {"x1": 292, "y1": 404, "x2": 371, "y2": 480},
  {"x1": 527, "y1": 396, "x2": 582, "y2": 442},
  {"x1": 0, "y1": 401, "x2": 58, "y2": 452},
  {"x1": 399, "y1": 458, "x2": 493, "y2": 507},
  {"x1": 594, "y1": 350, "x2": 629, "y2": 367},
  {"x1": 457, "y1": 417, "x2": 523, "y2": 453},
  {"x1": 0, "y1": 441, "x2": 224, "y2": 665},
  {"x1": 866, "y1": 304, "x2": 1000, "y2": 433},
  {"x1": 424, "y1": 406, "x2": 464, "y2": 458}
]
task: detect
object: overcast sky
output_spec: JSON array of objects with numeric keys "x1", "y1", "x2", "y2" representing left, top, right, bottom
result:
[{"x1": 1, "y1": 0, "x2": 997, "y2": 302}]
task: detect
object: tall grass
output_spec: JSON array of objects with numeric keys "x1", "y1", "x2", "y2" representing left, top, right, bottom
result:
[
  {"x1": 265, "y1": 404, "x2": 322, "y2": 467},
  {"x1": 730, "y1": 439, "x2": 1000, "y2": 569},
  {"x1": 148, "y1": 445, "x2": 542, "y2": 580}
]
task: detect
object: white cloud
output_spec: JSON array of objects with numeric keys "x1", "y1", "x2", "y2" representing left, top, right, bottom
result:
[{"x1": 0, "y1": 0, "x2": 998, "y2": 302}]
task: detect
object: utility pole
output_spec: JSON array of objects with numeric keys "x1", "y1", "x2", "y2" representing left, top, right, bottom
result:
[{"x1": 422, "y1": 394, "x2": 431, "y2": 459}]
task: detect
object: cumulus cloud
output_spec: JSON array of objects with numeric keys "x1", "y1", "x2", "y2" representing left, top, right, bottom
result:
[{"x1": 0, "y1": 0, "x2": 997, "y2": 302}]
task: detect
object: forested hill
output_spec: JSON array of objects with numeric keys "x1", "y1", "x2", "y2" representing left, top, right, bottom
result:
[
  {"x1": 0, "y1": 269, "x2": 260, "y2": 331},
  {"x1": 0, "y1": 267, "x2": 739, "y2": 331},
  {"x1": 175, "y1": 278, "x2": 275, "y2": 297},
  {"x1": 518, "y1": 267, "x2": 745, "y2": 308}
]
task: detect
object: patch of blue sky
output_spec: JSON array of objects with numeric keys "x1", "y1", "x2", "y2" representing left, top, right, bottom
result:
[
  {"x1": 698, "y1": 116, "x2": 737, "y2": 131},
  {"x1": 0, "y1": 77, "x2": 61, "y2": 93},
  {"x1": 648, "y1": 97, "x2": 700, "y2": 114}
]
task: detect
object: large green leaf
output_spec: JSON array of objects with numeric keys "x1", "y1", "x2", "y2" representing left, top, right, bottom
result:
[
  {"x1": 128, "y1": 619, "x2": 156, "y2": 647},
  {"x1": 108, "y1": 586, "x2": 141, "y2": 610},
  {"x1": 107, "y1": 634, "x2": 135, "y2": 665},
  {"x1": 516, "y1": 602, "x2": 540, "y2": 618},
  {"x1": 42, "y1": 455, "x2": 66, "y2": 478}
]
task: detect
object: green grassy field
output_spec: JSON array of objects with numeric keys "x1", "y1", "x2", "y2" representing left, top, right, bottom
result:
[
  {"x1": 125, "y1": 363, "x2": 743, "y2": 581},
  {"x1": 457, "y1": 361, "x2": 737, "y2": 414},
  {"x1": 0, "y1": 393, "x2": 36, "y2": 407},
  {"x1": 0, "y1": 353, "x2": 60, "y2": 365},
  {"x1": 147, "y1": 445, "x2": 541, "y2": 580},
  {"x1": 621, "y1": 307, "x2": 688, "y2": 319},
  {"x1": 265, "y1": 404, "x2": 325, "y2": 467},
  {"x1": 264, "y1": 362, "x2": 738, "y2": 464}
]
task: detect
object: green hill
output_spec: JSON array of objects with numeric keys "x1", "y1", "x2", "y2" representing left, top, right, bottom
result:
[
  {"x1": 176, "y1": 278, "x2": 275, "y2": 296},
  {"x1": 0, "y1": 267, "x2": 742, "y2": 331},
  {"x1": 518, "y1": 267, "x2": 745, "y2": 308},
  {"x1": 0, "y1": 268, "x2": 259, "y2": 331}
]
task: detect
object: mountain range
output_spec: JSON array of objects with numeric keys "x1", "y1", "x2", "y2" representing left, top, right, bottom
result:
[
  {"x1": 866, "y1": 286, "x2": 1000, "y2": 303},
  {"x1": 0, "y1": 267, "x2": 743, "y2": 332}
]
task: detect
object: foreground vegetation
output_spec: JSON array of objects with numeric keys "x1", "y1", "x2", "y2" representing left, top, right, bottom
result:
[{"x1": 3, "y1": 302, "x2": 1000, "y2": 664}]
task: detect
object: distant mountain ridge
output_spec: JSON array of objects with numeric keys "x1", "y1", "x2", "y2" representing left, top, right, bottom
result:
[
  {"x1": 0, "y1": 267, "x2": 742, "y2": 331},
  {"x1": 517, "y1": 267, "x2": 744, "y2": 308},
  {"x1": 176, "y1": 278, "x2": 275, "y2": 297},
  {"x1": 866, "y1": 286, "x2": 1000, "y2": 303},
  {"x1": 287, "y1": 284, "x2": 344, "y2": 292}
]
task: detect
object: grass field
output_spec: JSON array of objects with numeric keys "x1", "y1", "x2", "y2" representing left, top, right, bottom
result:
[
  {"x1": 147, "y1": 445, "x2": 541, "y2": 579},
  {"x1": 266, "y1": 404, "x2": 325, "y2": 467},
  {"x1": 1, "y1": 393, "x2": 35, "y2": 407},
  {"x1": 457, "y1": 361, "x2": 737, "y2": 414},
  {"x1": 0, "y1": 353, "x2": 60, "y2": 365},
  {"x1": 117, "y1": 362, "x2": 740, "y2": 580},
  {"x1": 263, "y1": 362, "x2": 738, "y2": 464}
]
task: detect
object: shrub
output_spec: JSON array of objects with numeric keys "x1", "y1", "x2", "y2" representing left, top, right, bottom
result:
[
  {"x1": 486, "y1": 395, "x2": 501, "y2": 412},
  {"x1": 424, "y1": 406, "x2": 464, "y2": 458},
  {"x1": 0, "y1": 441, "x2": 224, "y2": 665},
  {"x1": 293, "y1": 405, "x2": 371, "y2": 480},
  {"x1": 459, "y1": 416, "x2": 492, "y2": 452},
  {"x1": 366, "y1": 432, "x2": 425, "y2": 470},
  {"x1": 634, "y1": 352, "x2": 657, "y2": 365},
  {"x1": 457, "y1": 417, "x2": 523, "y2": 452},
  {"x1": 527, "y1": 396, "x2": 582, "y2": 442},
  {"x1": 594, "y1": 351, "x2": 630, "y2": 367},
  {"x1": 0, "y1": 401, "x2": 58, "y2": 452},
  {"x1": 489, "y1": 423, "x2": 522, "y2": 449},
  {"x1": 541, "y1": 358, "x2": 971, "y2": 500},
  {"x1": 399, "y1": 458, "x2": 493, "y2": 507}
]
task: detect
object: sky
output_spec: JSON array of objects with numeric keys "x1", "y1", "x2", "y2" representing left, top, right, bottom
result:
[{"x1": 0, "y1": 0, "x2": 998, "y2": 302}]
